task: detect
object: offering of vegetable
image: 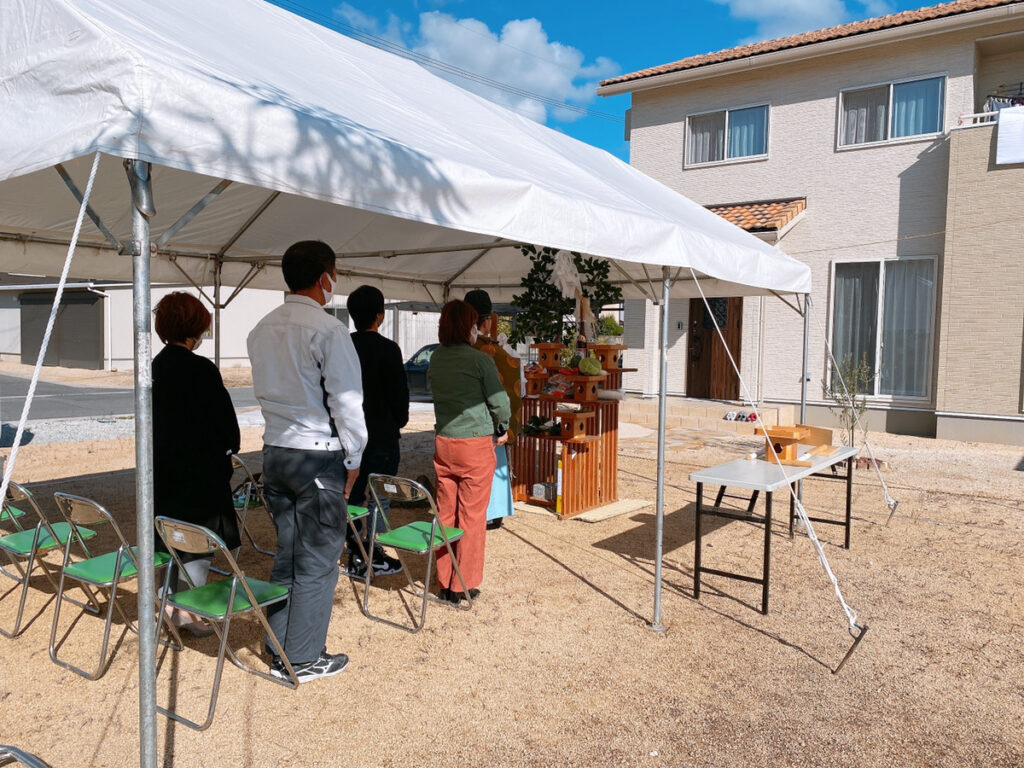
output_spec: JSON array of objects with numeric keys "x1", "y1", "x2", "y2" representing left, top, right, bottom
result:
[{"x1": 578, "y1": 354, "x2": 602, "y2": 376}]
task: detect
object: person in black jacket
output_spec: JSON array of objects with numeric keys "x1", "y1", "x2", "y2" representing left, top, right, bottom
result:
[
  {"x1": 152, "y1": 292, "x2": 241, "y2": 635},
  {"x1": 344, "y1": 285, "x2": 409, "y2": 578}
]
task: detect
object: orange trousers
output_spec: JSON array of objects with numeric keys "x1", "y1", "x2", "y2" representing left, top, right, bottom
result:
[{"x1": 433, "y1": 435, "x2": 496, "y2": 591}]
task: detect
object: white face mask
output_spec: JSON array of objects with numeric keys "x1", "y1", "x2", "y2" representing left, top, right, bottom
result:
[
  {"x1": 191, "y1": 336, "x2": 203, "y2": 351},
  {"x1": 322, "y1": 271, "x2": 337, "y2": 297},
  {"x1": 470, "y1": 325, "x2": 479, "y2": 344}
]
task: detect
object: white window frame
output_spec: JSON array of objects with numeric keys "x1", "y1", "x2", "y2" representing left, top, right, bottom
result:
[
  {"x1": 836, "y1": 73, "x2": 946, "y2": 150},
  {"x1": 684, "y1": 102, "x2": 770, "y2": 168},
  {"x1": 827, "y1": 255, "x2": 938, "y2": 404}
]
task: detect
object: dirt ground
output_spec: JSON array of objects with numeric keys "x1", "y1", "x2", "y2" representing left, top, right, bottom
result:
[{"x1": 0, "y1": 407, "x2": 1022, "y2": 767}]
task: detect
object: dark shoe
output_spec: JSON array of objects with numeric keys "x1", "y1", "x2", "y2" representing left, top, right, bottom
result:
[
  {"x1": 437, "y1": 587, "x2": 459, "y2": 605},
  {"x1": 449, "y1": 588, "x2": 480, "y2": 602},
  {"x1": 486, "y1": 518, "x2": 504, "y2": 530},
  {"x1": 270, "y1": 651, "x2": 349, "y2": 683},
  {"x1": 371, "y1": 547, "x2": 403, "y2": 576},
  {"x1": 346, "y1": 549, "x2": 402, "y2": 578}
]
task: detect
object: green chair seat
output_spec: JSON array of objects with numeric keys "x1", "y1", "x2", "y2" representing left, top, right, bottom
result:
[
  {"x1": 347, "y1": 505, "x2": 368, "y2": 520},
  {"x1": 376, "y1": 520, "x2": 463, "y2": 554},
  {"x1": 63, "y1": 547, "x2": 171, "y2": 586},
  {"x1": 0, "y1": 522, "x2": 97, "y2": 556},
  {"x1": 0, "y1": 505, "x2": 26, "y2": 522},
  {"x1": 169, "y1": 577, "x2": 288, "y2": 619}
]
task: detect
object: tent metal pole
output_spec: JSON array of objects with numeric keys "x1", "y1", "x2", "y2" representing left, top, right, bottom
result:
[
  {"x1": 799, "y1": 294, "x2": 810, "y2": 503},
  {"x1": 801, "y1": 294, "x2": 810, "y2": 424},
  {"x1": 127, "y1": 159, "x2": 157, "y2": 768},
  {"x1": 652, "y1": 266, "x2": 670, "y2": 632},
  {"x1": 214, "y1": 260, "x2": 222, "y2": 367}
]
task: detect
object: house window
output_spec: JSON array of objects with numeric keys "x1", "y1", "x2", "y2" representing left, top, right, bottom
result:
[
  {"x1": 686, "y1": 104, "x2": 768, "y2": 165},
  {"x1": 324, "y1": 306, "x2": 350, "y2": 328},
  {"x1": 839, "y1": 76, "x2": 945, "y2": 147},
  {"x1": 830, "y1": 258, "x2": 936, "y2": 398}
]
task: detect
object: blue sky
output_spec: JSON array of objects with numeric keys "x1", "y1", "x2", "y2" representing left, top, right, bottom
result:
[{"x1": 270, "y1": 0, "x2": 932, "y2": 160}]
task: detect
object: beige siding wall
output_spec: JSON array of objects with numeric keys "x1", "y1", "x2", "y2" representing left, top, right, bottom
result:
[
  {"x1": 626, "y1": 27, "x2": 1009, "y2": 410},
  {"x1": 936, "y1": 122, "x2": 1024, "y2": 419}
]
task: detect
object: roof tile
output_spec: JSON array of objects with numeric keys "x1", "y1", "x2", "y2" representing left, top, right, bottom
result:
[
  {"x1": 706, "y1": 198, "x2": 807, "y2": 233},
  {"x1": 602, "y1": 0, "x2": 1021, "y2": 87}
]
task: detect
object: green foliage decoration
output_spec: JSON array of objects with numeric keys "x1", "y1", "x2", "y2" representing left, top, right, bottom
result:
[{"x1": 509, "y1": 245, "x2": 623, "y2": 346}]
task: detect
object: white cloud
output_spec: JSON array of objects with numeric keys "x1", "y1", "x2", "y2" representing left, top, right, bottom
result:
[
  {"x1": 334, "y1": 2, "x2": 408, "y2": 45},
  {"x1": 333, "y1": 6, "x2": 619, "y2": 124},
  {"x1": 713, "y1": 0, "x2": 897, "y2": 43}
]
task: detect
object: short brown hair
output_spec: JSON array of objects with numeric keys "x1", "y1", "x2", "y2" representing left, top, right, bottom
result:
[
  {"x1": 438, "y1": 300, "x2": 477, "y2": 346},
  {"x1": 154, "y1": 292, "x2": 211, "y2": 344}
]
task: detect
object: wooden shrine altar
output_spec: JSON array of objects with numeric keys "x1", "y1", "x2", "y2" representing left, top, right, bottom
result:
[{"x1": 509, "y1": 344, "x2": 634, "y2": 518}]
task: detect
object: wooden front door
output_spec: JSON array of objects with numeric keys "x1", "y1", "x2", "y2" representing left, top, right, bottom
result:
[{"x1": 687, "y1": 297, "x2": 742, "y2": 400}]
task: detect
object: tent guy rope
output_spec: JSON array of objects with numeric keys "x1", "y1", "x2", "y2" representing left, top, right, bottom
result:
[
  {"x1": 688, "y1": 268, "x2": 869, "y2": 673},
  {"x1": 0, "y1": 152, "x2": 101, "y2": 507}
]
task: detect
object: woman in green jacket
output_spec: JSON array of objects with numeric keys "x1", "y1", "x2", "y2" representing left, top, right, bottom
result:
[{"x1": 428, "y1": 300, "x2": 511, "y2": 604}]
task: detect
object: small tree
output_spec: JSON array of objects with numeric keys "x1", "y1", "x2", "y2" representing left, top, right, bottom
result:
[
  {"x1": 596, "y1": 315, "x2": 624, "y2": 339},
  {"x1": 509, "y1": 245, "x2": 623, "y2": 346},
  {"x1": 822, "y1": 355, "x2": 873, "y2": 445}
]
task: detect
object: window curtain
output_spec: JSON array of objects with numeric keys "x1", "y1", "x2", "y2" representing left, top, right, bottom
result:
[
  {"x1": 727, "y1": 106, "x2": 767, "y2": 158},
  {"x1": 880, "y1": 259, "x2": 934, "y2": 397},
  {"x1": 841, "y1": 86, "x2": 888, "y2": 145},
  {"x1": 688, "y1": 112, "x2": 724, "y2": 164},
  {"x1": 892, "y1": 77, "x2": 943, "y2": 138},
  {"x1": 832, "y1": 262, "x2": 879, "y2": 390}
]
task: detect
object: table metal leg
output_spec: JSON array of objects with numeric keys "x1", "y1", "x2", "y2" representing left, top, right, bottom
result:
[
  {"x1": 694, "y1": 482, "x2": 703, "y2": 601},
  {"x1": 714, "y1": 485, "x2": 726, "y2": 508},
  {"x1": 788, "y1": 486, "x2": 795, "y2": 538},
  {"x1": 844, "y1": 455, "x2": 854, "y2": 549},
  {"x1": 762, "y1": 491, "x2": 772, "y2": 614}
]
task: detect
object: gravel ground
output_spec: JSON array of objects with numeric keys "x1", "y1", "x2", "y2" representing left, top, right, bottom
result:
[{"x1": 0, "y1": 393, "x2": 1021, "y2": 766}]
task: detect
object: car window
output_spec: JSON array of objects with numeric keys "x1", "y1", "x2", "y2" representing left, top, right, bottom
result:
[{"x1": 411, "y1": 345, "x2": 435, "y2": 365}]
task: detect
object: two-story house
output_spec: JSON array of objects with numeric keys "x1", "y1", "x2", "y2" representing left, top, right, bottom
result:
[{"x1": 599, "y1": 0, "x2": 1024, "y2": 445}]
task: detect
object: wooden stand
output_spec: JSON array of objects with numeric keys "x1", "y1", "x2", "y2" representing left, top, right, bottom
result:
[
  {"x1": 757, "y1": 424, "x2": 837, "y2": 467},
  {"x1": 511, "y1": 344, "x2": 621, "y2": 518}
]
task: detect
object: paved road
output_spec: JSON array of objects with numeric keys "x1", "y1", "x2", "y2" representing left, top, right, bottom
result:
[{"x1": 0, "y1": 373, "x2": 258, "y2": 421}]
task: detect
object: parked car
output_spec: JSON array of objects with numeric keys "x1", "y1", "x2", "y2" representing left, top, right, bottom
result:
[{"x1": 404, "y1": 343, "x2": 438, "y2": 394}]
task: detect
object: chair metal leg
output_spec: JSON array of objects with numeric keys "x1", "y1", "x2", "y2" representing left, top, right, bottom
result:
[
  {"x1": 49, "y1": 574, "x2": 119, "y2": 680},
  {"x1": 0, "y1": 550, "x2": 46, "y2": 638}
]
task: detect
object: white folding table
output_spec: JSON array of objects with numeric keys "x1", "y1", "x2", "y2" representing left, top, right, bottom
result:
[{"x1": 689, "y1": 444, "x2": 858, "y2": 614}]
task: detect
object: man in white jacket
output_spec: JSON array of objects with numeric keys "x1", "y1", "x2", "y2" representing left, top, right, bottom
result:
[{"x1": 247, "y1": 240, "x2": 367, "y2": 683}]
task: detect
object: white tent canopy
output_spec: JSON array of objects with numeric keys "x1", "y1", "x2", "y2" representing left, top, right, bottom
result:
[
  {"x1": 0, "y1": 0, "x2": 810, "y2": 300},
  {"x1": 1, "y1": 1, "x2": 814, "y2": 764}
]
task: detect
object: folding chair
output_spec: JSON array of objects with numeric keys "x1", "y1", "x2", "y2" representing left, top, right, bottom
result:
[
  {"x1": 361, "y1": 474, "x2": 471, "y2": 633},
  {"x1": 231, "y1": 455, "x2": 274, "y2": 558},
  {"x1": 339, "y1": 503, "x2": 372, "y2": 575},
  {"x1": 0, "y1": 482, "x2": 98, "y2": 638},
  {"x1": 0, "y1": 745, "x2": 48, "y2": 768},
  {"x1": 1, "y1": 485, "x2": 28, "y2": 533},
  {"x1": 154, "y1": 516, "x2": 298, "y2": 731},
  {"x1": 49, "y1": 492, "x2": 174, "y2": 679}
]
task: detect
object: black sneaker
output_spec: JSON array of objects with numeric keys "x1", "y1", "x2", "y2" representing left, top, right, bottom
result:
[
  {"x1": 346, "y1": 548, "x2": 402, "y2": 578},
  {"x1": 371, "y1": 547, "x2": 403, "y2": 576},
  {"x1": 270, "y1": 651, "x2": 349, "y2": 683}
]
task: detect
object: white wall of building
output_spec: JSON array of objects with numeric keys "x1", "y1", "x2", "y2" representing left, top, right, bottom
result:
[
  {"x1": 0, "y1": 294, "x2": 20, "y2": 357},
  {"x1": 623, "y1": 21, "x2": 1018, "y2": 408}
]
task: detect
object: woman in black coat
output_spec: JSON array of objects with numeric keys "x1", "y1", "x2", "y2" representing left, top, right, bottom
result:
[{"x1": 152, "y1": 292, "x2": 241, "y2": 634}]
